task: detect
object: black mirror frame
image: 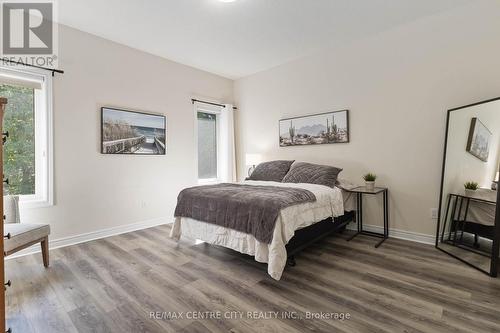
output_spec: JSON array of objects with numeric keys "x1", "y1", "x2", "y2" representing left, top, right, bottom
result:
[{"x1": 436, "y1": 96, "x2": 500, "y2": 277}]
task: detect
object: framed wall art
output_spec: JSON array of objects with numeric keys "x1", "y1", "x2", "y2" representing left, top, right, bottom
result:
[
  {"x1": 279, "y1": 110, "x2": 349, "y2": 147},
  {"x1": 101, "y1": 107, "x2": 166, "y2": 155}
]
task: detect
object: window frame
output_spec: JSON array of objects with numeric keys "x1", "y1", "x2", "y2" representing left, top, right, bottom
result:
[
  {"x1": 194, "y1": 103, "x2": 222, "y2": 184},
  {"x1": 0, "y1": 65, "x2": 54, "y2": 208}
]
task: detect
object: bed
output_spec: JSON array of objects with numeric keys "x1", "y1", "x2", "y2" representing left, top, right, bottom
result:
[
  {"x1": 450, "y1": 189, "x2": 497, "y2": 247},
  {"x1": 170, "y1": 161, "x2": 355, "y2": 280}
]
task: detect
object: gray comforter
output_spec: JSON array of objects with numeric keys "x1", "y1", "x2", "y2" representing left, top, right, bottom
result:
[{"x1": 174, "y1": 183, "x2": 316, "y2": 244}]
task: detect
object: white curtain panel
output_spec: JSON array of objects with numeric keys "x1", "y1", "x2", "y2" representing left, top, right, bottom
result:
[{"x1": 219, "y1": 104, "x2": 237, "y2": 182}]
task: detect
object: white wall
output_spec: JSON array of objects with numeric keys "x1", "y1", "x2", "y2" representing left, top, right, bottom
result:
[
  {"x1": 234, "y1": 1, "x2": 500, "y2": 236},
  {"x1": 20, "y1": 25, "x2": 233, "y2": 241}
]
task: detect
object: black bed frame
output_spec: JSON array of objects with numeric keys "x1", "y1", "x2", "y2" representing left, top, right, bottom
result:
[{"x1": 285, "y1": 211, "x2": 355, "y2": 266}]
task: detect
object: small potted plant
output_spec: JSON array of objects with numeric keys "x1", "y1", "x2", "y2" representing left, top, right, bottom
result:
[
  {"x1": 363, "y1": 173, "x2": 377, "y2": 191},
  {"x1": 464, "y1": 181, "x2": 479, "y2": 197}
]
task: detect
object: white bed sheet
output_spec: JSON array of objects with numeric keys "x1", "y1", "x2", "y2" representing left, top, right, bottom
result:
[
  {"x1": 170, "y1": 180, "x2": 345, "y2": 280},
  {"x1": 459, "y1": 189, "x2": 497, "y2": 226}
]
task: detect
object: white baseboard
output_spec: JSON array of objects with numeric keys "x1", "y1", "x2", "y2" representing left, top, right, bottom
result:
[
  {"x1": 6, "y1": 217, "x2": 171, "y2": 260},
  {"x1": 346, "y1": 222, "x2": 435, "y2": 245}
]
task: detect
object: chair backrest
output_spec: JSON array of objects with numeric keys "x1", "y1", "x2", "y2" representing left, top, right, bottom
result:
[{"x1": 3, "y1": 195, "x2": 20, "y2": 224}]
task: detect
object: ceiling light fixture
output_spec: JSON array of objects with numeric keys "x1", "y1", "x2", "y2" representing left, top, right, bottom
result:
[{"x1": 219, "y1": 0, "x2": 237, "y2": 3}]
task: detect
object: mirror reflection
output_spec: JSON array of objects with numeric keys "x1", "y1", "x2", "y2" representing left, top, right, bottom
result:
[{"x1": 438, "y1": 99, "x2": 499, "y2": 275}]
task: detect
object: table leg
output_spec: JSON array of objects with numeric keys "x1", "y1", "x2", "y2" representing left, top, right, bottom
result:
[
  {"x1": 375, "y1": 237, "x2": 387, "y2": 248},
  {"x1": 452, "y1": 197, "x2": 464, "y2": 245},
  {"x1": 375, "y1": 190, "x2": 388, "y2": 248},
  {"x1": 441, "y1": 194, "x2": 452, "y2": 243},
  {"x1": 384, "y1": 189, "x2": 388, "y2": 238},
  {"x1": 347, "y1": 193, "x2": 361, "y2": 241},
  {"x1": 359, "y1": 192, "x2": 363, "y2": 231},
  {"x1": 459, "y1": 198, "x2": 470, "y2": 243},
  {"x1": 448, "y1": 195, "x2": 459, "y2": 241},
  {"x1": 346, "y1": 231, "x2": 360, "y2": 241}
]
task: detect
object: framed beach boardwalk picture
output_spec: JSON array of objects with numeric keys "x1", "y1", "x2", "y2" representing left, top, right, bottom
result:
[
  {"x1": 466, "y1": 117, "x2": 491, "y2": 162},
  {"x1": 279, "y1": 110, "x2": 349, "y2": 147},
  {"x1": 101, "y1": 107, "x2": 166, "y2": 155}
]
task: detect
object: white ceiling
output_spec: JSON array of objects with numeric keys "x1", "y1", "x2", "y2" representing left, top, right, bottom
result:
[{"x1": 58, "y1": 0, "x2": 471, "y2": 79}]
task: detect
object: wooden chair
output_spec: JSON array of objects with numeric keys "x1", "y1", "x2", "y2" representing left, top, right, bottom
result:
[{"x1": 3, "y1": 195, "x2": 50, "y2": 267}]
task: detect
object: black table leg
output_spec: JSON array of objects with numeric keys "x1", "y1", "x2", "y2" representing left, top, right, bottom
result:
[
  {"x1": 347, "y1": 193, "x2": 362, "y2": 241},
  {"x1": 385, "y1": 189, "x2": 389, "y2": 238},
  {"x1": 441, "y1": 194, "x2": 452, "y2": 243},
  {"x1": 448, "y1": 195, "x2": 459, "y2": 241},
  {"x1": 375, "y1": 189, "x2": 388, "y2": 248},
  {"x1": 452, "y1": 197, "x2": 464, "y2": 245},
  {"x1": 375, "y1": 237, "x2": 386, "y2": 248},
  {"x1": 459, "y1": 198, "x2": 470, "y2": 243},
  {"x1": 346, "y1": 231, "x2": 360, "y2": 241}
]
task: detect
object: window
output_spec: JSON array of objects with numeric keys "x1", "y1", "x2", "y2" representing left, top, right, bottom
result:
[
  {"x1": 195, "y1": 101, "x2": 235, "y2": 183},
  {"x1": 197, "y1": 111, "x2": 219, "y2": 181},
  {"x1": 0, "y1": 66, "x2": 53, "y2": 207},
  {"x1": 1, "y1": 84, "x2": 35, "y2": 195}
]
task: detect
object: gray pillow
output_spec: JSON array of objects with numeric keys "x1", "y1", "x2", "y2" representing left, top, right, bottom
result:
[
  {"x1": 282, "y1": 162, "x2": 342, "y2": 188},
  {"x1": 246, "y1": 160, "x2": 295, "y2": 182}
]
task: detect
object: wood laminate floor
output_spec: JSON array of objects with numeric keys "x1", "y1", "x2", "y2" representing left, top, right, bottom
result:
[{"x1": 5, "y1": 224, "x2": 500, "y2": 333}]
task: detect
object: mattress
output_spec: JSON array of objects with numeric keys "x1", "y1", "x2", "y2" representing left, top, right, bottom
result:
[{"x1": 170, "y1": 180, "x2": 345, "y2": 280}]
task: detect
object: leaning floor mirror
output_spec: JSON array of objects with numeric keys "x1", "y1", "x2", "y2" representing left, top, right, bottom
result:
[{"x1": 437, "y1": 97, "x2": 500, "y2": 277}]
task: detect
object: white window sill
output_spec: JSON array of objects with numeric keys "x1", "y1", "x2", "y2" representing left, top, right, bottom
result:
[
  {"x1": 19, "y1": 196, "x2": 53, "y2": 209},
  {"x1": 198, "y1": 178, "x2": 220, "y2": 185}
]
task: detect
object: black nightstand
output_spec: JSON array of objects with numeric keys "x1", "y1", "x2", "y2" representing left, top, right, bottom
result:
[{"x1": 346, "y1": 186, "x2": 389, "y2": 248}]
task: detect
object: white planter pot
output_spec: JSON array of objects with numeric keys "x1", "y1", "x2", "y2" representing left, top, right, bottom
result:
[
  {"x1": 365, "y1": 181, "x2": 375, "y2": 191},
  {"x1": 465, "y1": 189, "x2": 477, "y2": 197}
]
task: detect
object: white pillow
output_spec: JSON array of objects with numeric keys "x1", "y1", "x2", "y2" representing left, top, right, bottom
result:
[
  {"x1": 335, "y1": 178, "x2": 357, "y2": 191},
  {"x1": 3, "y1": 195, "x2": 20, "y2": 224}
]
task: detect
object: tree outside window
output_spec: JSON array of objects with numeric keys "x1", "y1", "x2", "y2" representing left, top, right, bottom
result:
[{"x1": 0, "y1": 84, "x2": 35, "y2": 195}]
